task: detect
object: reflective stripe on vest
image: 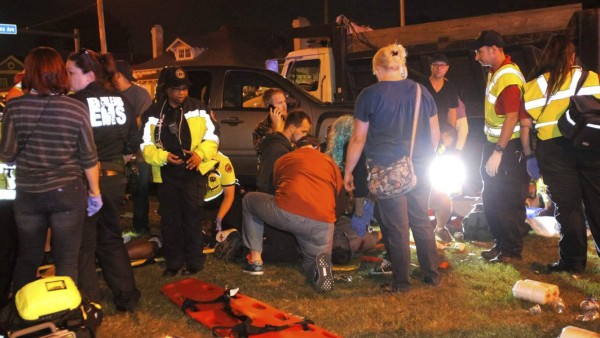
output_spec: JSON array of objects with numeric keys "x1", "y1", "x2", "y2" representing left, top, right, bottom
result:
[
  {"x1": 484, "y1": 64, "x2": 525, "y2": 142},
  {"x1": 487, "y1": 68, "x2": 526, "y2": 104},
  {"x1": 524, "y1": 69, "x2": 582, "y2": 111},
  {"x1": 484, "y1": 124, "x2": 521, "y2": 137},
  {"x1": 524, "y1": 68, "x2": 600, "y2": 139}
]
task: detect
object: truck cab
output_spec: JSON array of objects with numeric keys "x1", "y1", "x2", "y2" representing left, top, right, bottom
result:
[{"x1": 281, "y1": 47, "x2": 336, "y2": 103}]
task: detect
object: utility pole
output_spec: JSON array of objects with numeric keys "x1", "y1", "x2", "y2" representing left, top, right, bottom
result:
[{"x1": 97, "y1": 0, "x2": 107, "y2": 52}]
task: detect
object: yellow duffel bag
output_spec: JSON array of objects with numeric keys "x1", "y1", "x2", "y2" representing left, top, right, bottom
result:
[{"x1": 15, "y1": 276, "x2": 81, "y2": 321}]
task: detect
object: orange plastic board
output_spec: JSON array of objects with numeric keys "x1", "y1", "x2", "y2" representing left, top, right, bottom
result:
[{"x1": 161, "y1": 278, "x2": 341, "y2": 338}]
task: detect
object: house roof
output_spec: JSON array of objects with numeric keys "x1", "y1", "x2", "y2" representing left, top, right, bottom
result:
[
  {"x1": 0, "y1": 55, "x2": 24, "y2": 72},
  {"x1": 133, "y1": 26, "x2": 277, "y2": 71}
]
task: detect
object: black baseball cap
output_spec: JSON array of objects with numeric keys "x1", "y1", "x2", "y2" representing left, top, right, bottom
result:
[
  {"x1": 115, "y1": 60, "x2": 136, "y2": 82},
  {"x1": 431, "y1": 53, "x2": 450, "y2": 65},
  {"x1": 161, "y1": 66, "x2": 192, "y2": 88},
  {"x1": 472, "y1": 30, "x2": 504, "y2": 50}
]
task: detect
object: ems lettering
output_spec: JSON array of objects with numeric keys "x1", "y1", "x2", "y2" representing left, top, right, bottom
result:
[{"x1": 87, "y1": 97, "x2": 127, "y2": 127}]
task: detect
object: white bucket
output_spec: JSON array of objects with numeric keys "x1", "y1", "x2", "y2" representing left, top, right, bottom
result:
[
  {"x1": 559, "y1": 326, "x2": 600, "y2": 338},
  {"x1": 512, "y1": 279, "x2": 559, "y2": 305}
]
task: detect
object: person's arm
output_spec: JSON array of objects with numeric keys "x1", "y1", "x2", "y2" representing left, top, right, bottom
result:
[
  {"x1": 140, "y1": 113, "x2": 169, "y2": 166},
  {"x1": 190, "y1": 108, "x2": 219, "y2": 172},
  {"x1": 216, "y1": 185, "x2": 235, "y2": 225},
  {"x1": 485, "y1": 111, "x2": 518, "y2": 177},
  {"x1": 520, "y1": 117, "x2": 533, "y2": 157},
  {"x1": 447, "y1": 107, "x2": 457, "y2": 128},
  {"x1": 455, "y1": 117, "x2": 469, "y2": 151},
  {"x1": 344, "y1": 119, "x2": 369, "y2": 192},
  {"x1": 486, "y1": 85, "x2": 521, "y2": 177},
  {"x1": 85, "y1": 165, "x2": 100, "y2": 196}
]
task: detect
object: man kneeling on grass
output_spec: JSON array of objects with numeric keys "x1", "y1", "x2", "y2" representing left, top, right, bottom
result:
[{"x1": 241, "y1": 135, "x2": 345, "y2": 292}]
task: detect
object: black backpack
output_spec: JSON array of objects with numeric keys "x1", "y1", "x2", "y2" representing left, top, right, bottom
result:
[
  {"x1": 214, "y1": 230, "x2": 246, "y2": 263},
  {"x1": 0, "y1": 297, "x2": 103, "y2": 338},
  {"x1": 461, "y1": 203, "x2": 493, "y2": 242}
]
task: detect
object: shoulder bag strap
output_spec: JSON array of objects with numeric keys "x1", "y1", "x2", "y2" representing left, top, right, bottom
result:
[
  {"x1": 18, "y1": 96, "x2": 52, "y2": 155},
  {"x1": 574, "y1": 69, "x2": 589, "y2": 96},
  {"x1": 409, "y1": 84, "x2": 422, "y2": 160}
]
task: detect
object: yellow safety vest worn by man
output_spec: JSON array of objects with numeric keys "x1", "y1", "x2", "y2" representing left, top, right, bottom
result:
[{"x1": 484, "y1": 63, "x2": 525, "y2": 143}]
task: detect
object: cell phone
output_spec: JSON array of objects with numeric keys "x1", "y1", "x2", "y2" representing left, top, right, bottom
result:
[{"x1": 267, "y1": 104, "x2": 275, "y2": 111}]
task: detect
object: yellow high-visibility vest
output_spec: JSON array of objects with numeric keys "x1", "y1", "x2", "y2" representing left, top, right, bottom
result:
[
  {"x1": 484, "y1": 63, "x2": 525, "y2": 142},
  {"x1": 524, "y1": 67, "x2": 600, "y2": 140}
]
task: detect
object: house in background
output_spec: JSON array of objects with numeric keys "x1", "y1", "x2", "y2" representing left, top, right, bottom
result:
[
  {"x1": 0, "y1": 56, "x2": 24, "y2": 98},
  {"x1": 132, "y1": 25, "x2": 283, "y2": 98}
]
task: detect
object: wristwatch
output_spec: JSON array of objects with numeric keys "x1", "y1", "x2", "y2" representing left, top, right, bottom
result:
[{"x1": 494, "y1": 144, "x2": 504, "y2": 153}]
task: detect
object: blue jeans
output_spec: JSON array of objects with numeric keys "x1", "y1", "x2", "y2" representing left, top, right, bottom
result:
[
  {"x1": 242, "y1": 192, "x2": 333, "y2": 277},
  {"x1": 132, "y1": 161, "x2": 151, "y2": 234},
  {"x1": 12, "y1": 179, "x2": 86, "y2": 292},
  {"x1": 376, "y1": 158, "x2": 439, "y2": 290}
]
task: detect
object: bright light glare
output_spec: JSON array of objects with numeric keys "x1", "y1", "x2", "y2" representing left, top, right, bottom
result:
[{"x1": 429, "y1": 155, "x2": 466, "y2": 195}]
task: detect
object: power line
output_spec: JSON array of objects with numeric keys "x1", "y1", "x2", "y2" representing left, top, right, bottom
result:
[{"x1": 26, "y1": 2, "x2": 96, "y2": 29}]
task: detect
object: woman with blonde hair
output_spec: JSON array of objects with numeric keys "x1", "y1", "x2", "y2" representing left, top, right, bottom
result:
[{"x1": 344, "y1": 44, "x2": 441, "y2": 292}]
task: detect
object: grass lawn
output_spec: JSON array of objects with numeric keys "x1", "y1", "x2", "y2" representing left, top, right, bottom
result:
[{"x1": 94, "y1": 197, "x2": 600, "y2": 338}]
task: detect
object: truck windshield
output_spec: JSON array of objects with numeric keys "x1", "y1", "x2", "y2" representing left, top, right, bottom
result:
[{"x1": 286, "y1": 59, "x2": 320, "y2": 92}]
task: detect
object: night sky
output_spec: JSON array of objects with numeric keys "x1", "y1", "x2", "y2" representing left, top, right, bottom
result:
[{"x1": 0, "y1": 0, "x2": 580, "y2": 63}]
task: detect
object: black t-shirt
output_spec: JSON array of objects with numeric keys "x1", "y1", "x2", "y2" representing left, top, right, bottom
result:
[
  {"x1": 422, "y1": 79, "x2": 459, "y2": 130},
  {"x1": 70, "y1": 81, "x2": 138, "y2": 162}
]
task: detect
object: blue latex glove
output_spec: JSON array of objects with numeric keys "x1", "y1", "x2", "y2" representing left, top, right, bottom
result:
[
  {"x1": 526, "y1": 156, "x2": 541, "y2": 180},
  {"x1": 87, "y1": 195, "x2": 103, "y2": 216},
  {"x1": 351, "y1": 198, "x2": 374, "y2": 237},
  {"x1": 216, "y1": 217, "x2": 223, "y2": 232}
]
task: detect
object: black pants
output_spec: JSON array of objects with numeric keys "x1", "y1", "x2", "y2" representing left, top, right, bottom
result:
[
  {"x1": 480, "y1": 139, "x2": 528, "y2": 257},
  {"x1": 158, "y1": 172, "x2": 207, "y2": 270},
  {"x1": 0, "y1": 200, "x2": 17, "y2": 307},
  {"x1": 78, "y1": 174, "x2": 140, "y2": 310},
  {"x1": 537, "y1": 137, "x2": 600, "y2": 271}
]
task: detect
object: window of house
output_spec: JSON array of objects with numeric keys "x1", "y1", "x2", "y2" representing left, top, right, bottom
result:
[
  {"x1": 0, "y1": 78, "x2": 7, "y2": 89},
  {"x1": 177, "y1": 48, "x2": 192, "y2": 60}
]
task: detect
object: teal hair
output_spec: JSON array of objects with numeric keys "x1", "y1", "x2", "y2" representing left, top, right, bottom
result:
[{"x1": 325, "y1": 115, "x2": 354, "y2": 170}]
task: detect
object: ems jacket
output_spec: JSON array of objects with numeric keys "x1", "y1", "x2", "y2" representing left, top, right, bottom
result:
[
  {"x1": 140, "y1": 97, "x2": 219, "y2": 183},
  {"x1": 484, "y1": 63, "x2": 525, "y2": 142},
  {"x1": 71, "y1": 81, "x2": 139, "y2": 163},
  {"x1": 524, "y1": 67, "x2": 600, "y2": 140}
]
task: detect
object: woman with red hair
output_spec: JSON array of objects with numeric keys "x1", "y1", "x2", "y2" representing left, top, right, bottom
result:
[{"x1": 0, "y1": 47, "x2": 100, "y2": 292}]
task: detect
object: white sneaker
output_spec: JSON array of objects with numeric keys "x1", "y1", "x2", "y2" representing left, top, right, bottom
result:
[{"x1": 369, "y1": 258, "x2": 393, "y2": 275}]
